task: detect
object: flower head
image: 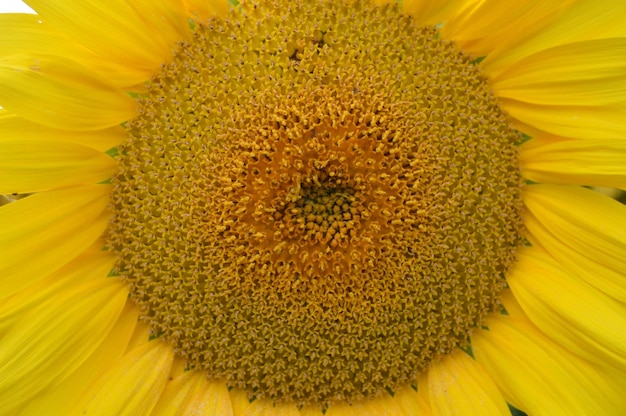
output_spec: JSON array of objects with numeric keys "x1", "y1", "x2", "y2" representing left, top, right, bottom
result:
[{"x1": 1, "y1": 0, "x2": 626, "y2": 415}]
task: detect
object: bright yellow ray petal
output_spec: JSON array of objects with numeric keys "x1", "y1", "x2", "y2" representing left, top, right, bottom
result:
[
  {"x1": 0, "y1": 140, "x2": 117, "y2": 194},
  {"x1": 523, "y1": 185, "x2": 626, "y2": 279},
  {"x1": 0, "y1": 110, "x2": 126, "y2": 152},
  {"x1": 24, "y1": 0, "x2": 188, "y2": 78},
  {"x1": 0, "y1": 185, "x2": 110, "y2": 299},
  {"x1": 440, "y1": 0, "x2": 574, "y2": 58},
  {"x1": 524, "y1": 211, "x2": 626, "y2": 303},
  {"x1": 151, "y1": 372, "x2": 234, "y2": 416},
  {"x1": 327, "y1": 393, "x2": 407, "y2": 416},
  {"x1": 77, "y1": 340, "x2": 174, "y2": 416},
  {"x1": 0, "y1": 246, "x2": 114, "y2": 336},
  {"x1": 0, "y1": 55, "x2": 136, "y2": 131},
  {"x1": 427, "y1": 350, "x2": 509, "y2": 416},
  {"x1": 128, "y1": 0, "x2": 190, "y2": 46},
  {"x1": 472, "y1": 292, "x2": 626, "y2": 416},
  {"x1": 520, "y1": 136, "x2": 626, "y2": 190},
  {"x1": 228, "y1": 389, "x2": 255, "y2": 415},
  {"x1": 238, "y1": 399, "x2": 301, "y2": 416},
  {"x1": 123, "y1": 319, "x2": 154, "y2": 354},
  {"x1": 492, "y1": 38, "x2": 626, "y2": 106},
  {"x1": 482, "y1": 0, "x2": 626, "y2": 78},
  {"x1": 500, "y1": 99, "x2": 626, "y2": 139},
  {"x1": 229, "y1": 389, "x2": 305, "y2": 416},
  {"x1": 509, "y1": 247, "x2": 626, "y2": 372},
  {"x1": 184, "y1": 0, "x2": 229, "y2": 21},
  {"x1": 394, "y1": 384, "x2": 430, "y2": 416},
  {"x1": 298, "y1": 405, "x2": 325, "y2": 416},
  {"x1": 0, "y1": 13, "x2": 149, "y2": 89},
  {"x1": 15, "y1": 301, "x2": 138, "y2": 416},
  {"x1": 0, "y1": 13, "x2": 83, "y2": 58},
  {"x1": 402, "y1": 0, "x2": 473, "y2": 26},
  {"x1": 231, "y1": 393, "x2": 410, "y2": 416},
  {"x1": 0, "y1": 277, "x2": 128, "y2": 414}
]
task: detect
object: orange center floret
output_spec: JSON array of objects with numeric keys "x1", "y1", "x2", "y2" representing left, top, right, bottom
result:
[{"x1": 108, "y1": 0, "x2": 524, "y2": 408}]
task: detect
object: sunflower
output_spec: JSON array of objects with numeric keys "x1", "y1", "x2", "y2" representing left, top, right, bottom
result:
[{"x1": 1, "y1": 0, "x2": 626, "y2": 414}]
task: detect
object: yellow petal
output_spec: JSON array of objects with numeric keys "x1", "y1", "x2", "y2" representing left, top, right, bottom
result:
[
  {"x1": 524, "y1": 210, "x2": 626, "y2": 303},
  {"x1": 520, "y1": 136, "x2": 626, "y2": 189},
  {"x1": 338, "y1": 392, "x2": 409, "y2": 416},
  {"x1": 0, "y1": 13, "x2": 148, "y2": 88},
  {"x1": 482, "y1": 0, "x2": 626, "y2": 78},
  {"x1": 472, "y1": 292, "x2": 626, "y2": 416},
  {"x1": 124, "y1": 321, "x2": 154, "y2": 354},
  {"x1": 0, "y1": 277, "x2": 128, "y2": 414},
  {"x1": 0, "y1": 55, "x2": 136, "y2": 131},
  {"x1": 298, "y1": 405, "x2": 325, "y2": 416},
  {"x1": 128, "y1": 0, "x2": 190, "y2": 46},
  {"x1": 238, "y1": 399, "x2": 301, "y2": 416},
  {"x1": 151, "y1": 373, "x2": 234, "y2": 416},
  {"x1": 229, "y1": 389, "x2": 305, "y2": 416},
  {"x1": 0, "y1": 109, "x2": 127, "y2": 152},
  {"x1": 394, "y1": 383, "x2": 431, "y2": 416},
  {"x1": 0, "y1": 246, "x2": 114, "y2": 335},
  {"x1": 427, "y1": 350, "x2": 509, "y2": 416},
  {"x1": 327, "y1": 393, "x2": 407, "y2": 416},
  {"x1": 184, "y1": 0, "x2": 229, "y2": 21},
  {"x1": 15, "y1": 301, "x2": 138, "y2": 416},
  {"x1": 228, "y1": 389, "x2": 254, "y2": 416},
  {"x1": 440, "y1": 0, "x2": 573, "y2": 58},
  {"x1": 0, "y1": 140, "x2": 117, "y2": 194},
  {"x1": 77, "y1": 340, "x2": 174, "y2": 416},
  {"x1": 523, "y1": 185, "x2": 626, "y2": 283},
  {"x1": 493, "y1": 38, "x2": 626, "y2": 106},
  {"x1": 0, "y1": 185, "x2": 110, "y2": 299},
  {"x1": 402, "y1": 0, "x2": 471, "y2": 26},
  {"x1": 509, "y1": 247, "x2": 626, "y2": 372},
  {"x1": 24, "y1": 0, "x2": 187, "y2": 78},
  {"x1": 500, "y1": 99, "x2": 626, "y2": 139}
]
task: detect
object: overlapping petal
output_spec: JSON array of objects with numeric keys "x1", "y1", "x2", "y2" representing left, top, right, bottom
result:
[
  {"x1": 76, "y1": 340, "x2": 174, "y2": 416},
  {"x1": 520, "y1": 136, "x2": 626, "y2": 189},
  {"x1": 24, "y1": 0, "x2": 188, "y2": 80},
  {"x1": 427, "y1": 350, "x2": 510, "y2": 416},
  {"x1": 493, "y1": 38, "x2": 626, "y2": 106},
  {"x1": 394, "y1": 383, "x2": 430, "y2": 416},
  {"x1": 0, "y1": 54, "x2": 136, "y2": 130},
  {"x1": 481, "y1": 0, "x2": 626, "y2": 77},
  {"x1": 0, "y1": 277, "x2": 128, "y2": 414},
  {"x1": 0, "y1": 185, "x2": 110, "y2": 298},
  {"x1": 509, "y1": 247, "x2": 626, "y2": 372},
  {"x1": 151, "y1": 372, "x2": 234, "y2": 416},
  {"x1": 0, "y1": 13, "x2": 149, "y2": 88},
  {"x1": 0, "y1": 246, "x2": 114, "y2": 335},
  {"x1": 0, "y1": 140, "x2": 117, "y2": 193},
  {"x1": 523, "y1": 185, "x2": 626, "y2": 302},
  {"x1": 229, "y1": 390, "x2": 302, "y2": 416},
  {"x1": 501, "y1": 100, "x2": 626, "y2": 139},
  {"x1": 325, "y1": 394, "x2": 406, "y2": 416},
  {"x1": 489, "y1": 37, "x2": 626, "y2": 139},
  {"x1": 402, "y1": 0, "x2": 473, "y2": 25},
  {"x1": 183, "y1": 0, "x2": 229, "y2": 21},
  {"x1": 14, "y1": 301, "x2": 138, "y2": 416},
  {"x1": 440, "y1": 0, "x2": 573, "y2": 58},
  {"x1": 0, "y1": 109, "x2": 126, "y2": 152},
  {"x1": 472, "y1": 292, "x2": 626, "y2": 416}
]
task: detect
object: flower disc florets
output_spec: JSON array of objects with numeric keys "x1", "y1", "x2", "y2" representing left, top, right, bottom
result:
[{"x1": 108, "y1": 0, "x2": 524, "y2": 407}]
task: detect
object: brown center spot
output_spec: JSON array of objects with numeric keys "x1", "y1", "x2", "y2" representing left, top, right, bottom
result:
[{"x1": 108, "y1": 0, "x2": 524, "y2": 408}]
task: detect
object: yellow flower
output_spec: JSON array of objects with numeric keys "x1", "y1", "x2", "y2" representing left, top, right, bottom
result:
[{"x1": 1, "y1": 0, "x2": 626, "y2": 414}]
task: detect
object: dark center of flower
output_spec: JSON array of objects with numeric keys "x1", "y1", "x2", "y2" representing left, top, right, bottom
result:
[{"x1": 108, "y1": 0, "x2": 524, "y2": 408}]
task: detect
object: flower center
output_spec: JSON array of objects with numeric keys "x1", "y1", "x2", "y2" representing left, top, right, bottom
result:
[{"x1": 108, "y1": 0, "x2": 524, "y2": 408}]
